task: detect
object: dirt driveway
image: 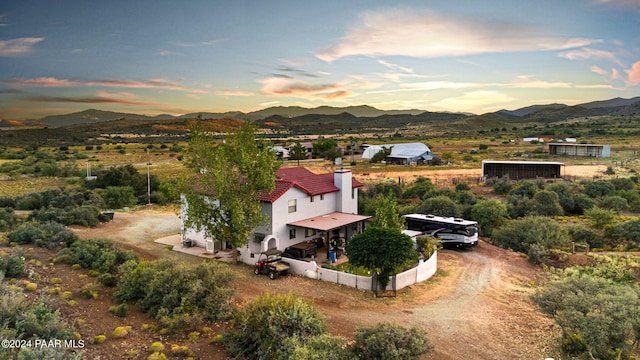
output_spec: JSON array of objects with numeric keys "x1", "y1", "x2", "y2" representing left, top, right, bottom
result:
[{"x1": 77, "y1": 208, "x2": 562, "y2": 359}]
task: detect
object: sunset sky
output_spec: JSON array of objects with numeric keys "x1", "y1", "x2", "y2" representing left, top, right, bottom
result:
[{"x1": 1, "y1": 0, "x2": 639, "y2": 120}]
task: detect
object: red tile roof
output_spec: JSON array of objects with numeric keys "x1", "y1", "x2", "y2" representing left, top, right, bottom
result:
[{"x1": 259, "y1": 166, "x2": 363, "y2": 203}]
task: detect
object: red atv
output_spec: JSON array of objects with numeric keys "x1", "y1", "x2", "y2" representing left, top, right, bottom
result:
[{"x1": 254, "y1": 249, "x2": 291, "y2": 280}]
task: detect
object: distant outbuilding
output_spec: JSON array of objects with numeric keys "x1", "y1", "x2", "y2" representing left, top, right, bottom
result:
[
  {"x1": 548, "y1": 143, "x2": 610, "y2": 158},
  {"x1": 482, "y1": 160, "x2": 564, "y2": 180},
  {"x1": 361, "y1": 142, "x2": 434, "y2": 165}
]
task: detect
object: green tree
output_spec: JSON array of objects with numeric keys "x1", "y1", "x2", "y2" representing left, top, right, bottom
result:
[
  {"x1": 346, "y1": 227, "x2": 415, "y2": 290},
  {"x1": 289, "y1": 141, "x2": 308, "y2": 165},
  {"x1": 470, "y1": 199, "x2": 508, "y2": 237},
  {"x1": 416, "y1": 196, "x2": 460, "y2": 218},
  {"x1": 182, "y1": 121, "x2": 279, "y2": 263},
  {"x1": 531, "y1": 190, "x2": 564, "y2": 216},
  {"x1": 312, "y1": 139, "x2": 339, "y2": 160},
  {"x1": 370, "y1": 192, "x2": 404, "y2": 230},
  {"x1": 101, "y1": 186, "x2": 137, "y2": 209}
]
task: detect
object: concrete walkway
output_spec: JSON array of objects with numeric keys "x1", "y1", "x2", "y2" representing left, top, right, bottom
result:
[{"x1": 154, "y1": 235, "x2": 235, "y2": 262}]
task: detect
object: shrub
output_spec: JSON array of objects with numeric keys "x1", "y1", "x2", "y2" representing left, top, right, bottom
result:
[
  {"x1": 112, "y1": 326, "x2": 132, "y2": 338},
  {"x1": 223, "y1": 293, "x2": 326, "y2": 360},
  {"x1": 583, "y1": 181, "x2": 615, "y2": 198},
  {"x1": 114, "y1": 259, "x2": 235, "y2": 326},
  {"x1": 0, "y1": 254, "x2": 26, "y2": 278},
  {"x1": 79, "y1": 283, "x2": 99, "y2": 299},
  {"x1": 69, "y1": 238, "x2": 137, "y2": 274},
  {"x1": 493, "y1": 216, "x2": 570, "y2": 254},
  {"x1": 584, "y1": 206, "x2": 616, "y2": 229},
  {"x1": 0, "y1": 207, "x2": 17, "y2": 231},
  {"x1": 101, "y1": 186, "x2": 137, "y2": 209},
  {"x1": 24, "y1": 282, "x2": 37, "y2": 292},
  {"x1": 92, "y1": 335, "x2": 107, "y2": 344},
  {"x1": 352, "y1": 322, "x2": 434, "y2": 360},
  {"x1": 98, "y1": 273, "x2": 118, "y2": 287},
  {"x1": 7, "y1": 221, "x2": 78, "y2": 249},
  {"x1": 109, "y1": 303, "x2": 128, "y2": 317},
  {"x1": 282, "y1": 334, "x2": 356, "y2": 360},
  {"x1": 149, "y1": 341, "x2": 165, "y2": 352}
]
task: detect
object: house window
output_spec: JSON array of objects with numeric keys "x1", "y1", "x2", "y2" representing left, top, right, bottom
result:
[
  {"x1": 289, "y1": 228, "x2": 296, "y2": 239},
  {"x1": 305, "y1": 228, "x2": 316, "y2": 237},
  {"x1": 352, "y1": 188, "x2": 355, "y2": 199},
  {"x1": 310, "y1": 196, "x2": 314, "y2": 202},
  {"x1": 320, "y1": 194, "x2": 324, "y2": 201},
  {"x1": 288, "y1": 199, "x2": 297, "y2": 213}
]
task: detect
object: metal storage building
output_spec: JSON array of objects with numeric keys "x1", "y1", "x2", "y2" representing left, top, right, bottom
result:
[
  {"x1": 482, "y1": 160, "x2": 564, "y2": 180},
  {"x1": 548, "y1": 143, "x2": 610, "y2": 158}
]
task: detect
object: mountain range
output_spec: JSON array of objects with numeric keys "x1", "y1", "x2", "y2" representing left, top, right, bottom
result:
[{"x1": 1, "y1": 96, "x2": 639, "y2": 128}]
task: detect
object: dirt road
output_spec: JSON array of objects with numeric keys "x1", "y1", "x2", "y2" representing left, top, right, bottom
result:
[{"x1": 78, "y1": 209, "x2": 561, "y2": 359}]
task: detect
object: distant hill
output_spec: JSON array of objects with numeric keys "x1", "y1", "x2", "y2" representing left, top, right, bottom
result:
[
  {"x1": 497, "y1": 104, "x2": 567, "y2": 117},
  {"x1": 7, "y1": 96, "x2": 640, "y2": 129}
]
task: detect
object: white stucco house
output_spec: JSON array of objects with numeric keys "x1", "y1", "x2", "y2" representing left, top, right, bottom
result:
[{"x1": 181, "y1": 166, "x2": 370, "y2": 266}]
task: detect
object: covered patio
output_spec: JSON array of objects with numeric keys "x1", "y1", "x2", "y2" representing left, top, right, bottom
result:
[{"x1": 287, "y1": 212, "x2": 370, "y2": 264}]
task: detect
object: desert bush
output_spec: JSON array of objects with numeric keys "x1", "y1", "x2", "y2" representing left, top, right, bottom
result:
[
  {"x1": 493, "y1": 216, "x2": 570, "y2": 254},
  {"x1": 109, "y1": 303, "x2": 128, "y2": 317},
  {"x1": 584, "y1": 206, "x2": 617, "y2": 229},
  {"x1": 112, "y1": 325, "x2": 131, "y2": 338},
  {"x1": 351, "y1": 322, "x2": 434, "y2": 360},
  {"x1": 97, "y1": 273, "x2": 118, "y2": 287},
  {"x1": 510, "y1": 181, "x2": 538, "y2": 199},
  {"x1": 223, "y1": 293, "x2": 326, "y2": 360},
  {"x1": 0, "y1": 284, "x2": 73, "y2": 341},
  {"x1": 612, "y1": 218, "x2": 640, "y2": 247},
  {"x1": 567, "y1": 225, "x2": 604, "y2": 249},
  {"x1": 114, "y1": 259, "x2": 235, "y2": 327},
  {"x1": 598, "y1": 195, "x2": 629, "y2": 213},
  {"x1": 281, "y1": 334, "x2": 356, "y2": 360},
  {"x1": 454, "y1": 181, "x2": 470, "y2": 192},
  {"x1": 69, "y1": 238, "x2": 137, "y2": 274},
  {"x1": 401, "y1": 177, "x2": 435, "y2": 199},
  {"x1": 79, "y1": 283, "x2": 98, "y2": 299},
  {"x1": 0, "y1": 207, "x2": 17, "y2": 231},
  {"x1": 532, "y1": 273, "x2": 640, "y2": 359},
  {"x1": 7, "y1": 221, "x2": 77, "y2": 249},
  {"x1": 583, "y1": 180, "x2": 615, "y2": 198},
  {"x1": 488, "y1": 177, "x2": 512, "y2": 195},
  {"x1": 0, "y1": 254, "x2": 26, "y2": 278}
]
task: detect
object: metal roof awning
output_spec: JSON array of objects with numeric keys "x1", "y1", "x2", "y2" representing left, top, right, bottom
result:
[{"x1": 288, "y1": 212, "x2": 371, "y2": 231}]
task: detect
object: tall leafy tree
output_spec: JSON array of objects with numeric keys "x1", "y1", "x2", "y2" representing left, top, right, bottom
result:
[
  {"x1": 346, "y1": 226, "x2": 415, "y2": 291},
  {"x1": 181, "y1": 120, "x2": 280, "y2": 263},
  {"x1": 289, "y1": 141, "x2": 308, "y2": 165},
  {"x1": 370, "y1": 191, "x2": 404, "y2": 230}
]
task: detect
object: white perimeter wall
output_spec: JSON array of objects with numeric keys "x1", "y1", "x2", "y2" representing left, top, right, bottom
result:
[{"x1": 271, "y1": 252, "x2": 438, "y2": 291}]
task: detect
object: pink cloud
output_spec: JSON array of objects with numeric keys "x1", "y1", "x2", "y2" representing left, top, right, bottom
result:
[
  {"x1": 3, "y1": 77, "x2": 80, "y2": 87},
  {"x1": 611, "y1": 68, "x2": 620, "y2": 80},
  {"x1": 0, "y1": 37, "x2": 44, "y2": 57},
  {"x1": 626, "y1": 61, "x2": 640, "y2": 86}
]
